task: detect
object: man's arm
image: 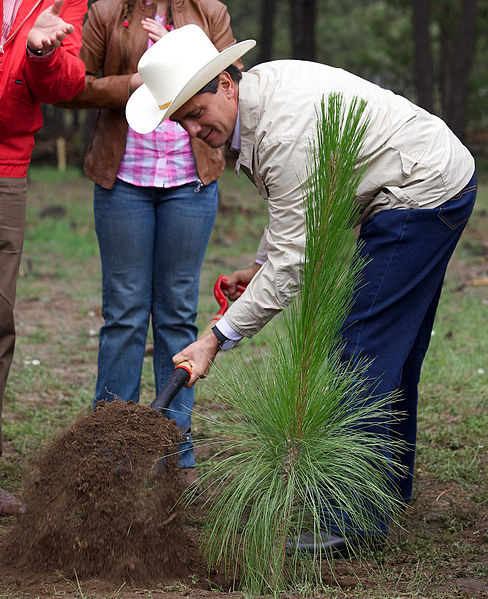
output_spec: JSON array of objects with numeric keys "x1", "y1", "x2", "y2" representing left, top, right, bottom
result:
[
  {"x1": 173, "y1": 137, "x2": 311, "y2": 386},
  {"x1": 24, "y1": 0, "x2": 86, "y2": 103},
  {"x1": 223, "y1": 138, "x2": 310, "y2": 337}
]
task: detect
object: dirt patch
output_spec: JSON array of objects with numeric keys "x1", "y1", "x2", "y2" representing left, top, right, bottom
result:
[
  {"x1": 1, "y1": 422, "x2": 487, "y2": 598},
  {"x1": 1, "y1": 401, "x2": 199, "y2": 585}
]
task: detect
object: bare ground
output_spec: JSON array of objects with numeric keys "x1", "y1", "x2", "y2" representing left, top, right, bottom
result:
[{"x1": 0, "y1": 180, "x2": 487, "y2": 598}]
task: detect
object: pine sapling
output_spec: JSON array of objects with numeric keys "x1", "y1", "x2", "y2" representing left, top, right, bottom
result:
[{"x1": 187, "y1": 94, "x2": 405, "y2": 594}]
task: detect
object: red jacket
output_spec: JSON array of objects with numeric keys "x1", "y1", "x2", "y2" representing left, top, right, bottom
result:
[{"x1": 0, "y1": 0, "x2": 86, "y2": 177}]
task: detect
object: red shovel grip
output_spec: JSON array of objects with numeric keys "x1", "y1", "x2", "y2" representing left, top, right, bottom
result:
[
  {"x1": 214, "y1": 274, "x2": 247, "y2": 315},
  {"x1": 201, "y1": 275, "x2": 246, "y2": 335}
]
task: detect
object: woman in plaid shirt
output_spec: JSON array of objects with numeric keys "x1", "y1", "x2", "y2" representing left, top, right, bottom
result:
[{"x1": 64, "y1": 0, "x2": 242, "y2": 480}]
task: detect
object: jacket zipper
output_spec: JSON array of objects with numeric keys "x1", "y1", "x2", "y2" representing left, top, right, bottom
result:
[{"x1": 1, "y1": 0, "x2": 42, "y2": 54}]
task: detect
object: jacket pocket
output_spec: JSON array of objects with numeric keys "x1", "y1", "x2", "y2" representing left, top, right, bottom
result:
[{"x1": 9, "y1": 76, "x2": 35, "y2": 106}]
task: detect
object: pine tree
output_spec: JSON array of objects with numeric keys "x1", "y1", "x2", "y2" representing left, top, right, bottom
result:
[{"x1": 187, "y1": 94, "x2": 404, "y2": 594}]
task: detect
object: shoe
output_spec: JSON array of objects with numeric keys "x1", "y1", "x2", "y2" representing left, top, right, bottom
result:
[
  {"x1": 0, "y1": 486, "x2": 26, "y2": 517},
  {"x1": 287, "y1": 530, "x2": 347, "y2": 556},
  {"x1": 287, "y1": 530, "x2": 385, "y2": 557}
]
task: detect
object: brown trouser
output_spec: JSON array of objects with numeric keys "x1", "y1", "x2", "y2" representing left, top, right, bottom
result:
[{"x1": 0, "y1": 177, "x2": 27, "y2": 456}]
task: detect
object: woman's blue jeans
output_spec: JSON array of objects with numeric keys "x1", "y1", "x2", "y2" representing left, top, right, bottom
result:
[
  {"x1": 93, "y1": 178, "x2": 218, "y2": 468},
  {"x1": 324, "y1": 172, "x2": 477, "y2": 538}
]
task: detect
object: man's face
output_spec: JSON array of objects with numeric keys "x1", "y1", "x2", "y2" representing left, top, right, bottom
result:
[{"x1": 170, "y1": 72, "x2": 238, "y2": 148}]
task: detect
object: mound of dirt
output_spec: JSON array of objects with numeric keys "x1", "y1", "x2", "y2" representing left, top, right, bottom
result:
[{"x1": 2, "y1": 400, "x2": 196, "y2": 584}]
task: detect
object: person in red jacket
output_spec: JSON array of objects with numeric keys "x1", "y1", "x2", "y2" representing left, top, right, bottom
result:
[{"x1": 0, "y1": 0, "x2": 86, "y2": 517}]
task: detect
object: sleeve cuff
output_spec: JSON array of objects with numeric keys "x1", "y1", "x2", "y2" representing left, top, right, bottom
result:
[
  {"x1": 26, "y1": 43, "x2": 55, "y2": 58},
  {"x1": 215, "y1": 316, "x2": 243, "y2": 342}
]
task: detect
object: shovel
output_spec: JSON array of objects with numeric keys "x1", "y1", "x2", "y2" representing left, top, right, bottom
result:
[{"x1": 150, "y1": 275, "x2": 246, "y2": 423}]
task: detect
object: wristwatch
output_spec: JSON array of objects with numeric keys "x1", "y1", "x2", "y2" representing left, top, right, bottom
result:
[
  {"x1": 211, "y1": 325, "x2": 235, "y2": 351},
  {"x1": 26, "y1": 43, "x2": 49, "y2": 56}
]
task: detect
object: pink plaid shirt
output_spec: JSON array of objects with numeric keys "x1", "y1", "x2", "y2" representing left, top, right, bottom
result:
[
  {"x1": 2, "y1": 0, "x2": 22, "y2": 46},
  {"x1": 117, "y1": 15, "x2": 198, "y2": 188}
]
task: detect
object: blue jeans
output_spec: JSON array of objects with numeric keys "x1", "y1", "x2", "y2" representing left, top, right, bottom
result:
[
  {"x1": 93, "y1": 178, "x2": 218, "y2": 468},
  {"x1": 326, "y1": 173, "x2": 477, "y2": 537}
]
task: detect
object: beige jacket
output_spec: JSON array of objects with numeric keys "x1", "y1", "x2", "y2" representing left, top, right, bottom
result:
[
  {"x1": 224, "y1": 60, "x2": 475, "y2": 337},
  {"x1": 64, "y1": 0, "x2": 241, "y2": 188}
]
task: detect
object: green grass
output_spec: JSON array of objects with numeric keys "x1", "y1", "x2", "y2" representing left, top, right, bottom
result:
[
  {"x1": 0, "y1": 165, "x2": 487, "y2": 598},
  {"x1": 416, "y1": 187, "x2": 488, "y2": 488}
]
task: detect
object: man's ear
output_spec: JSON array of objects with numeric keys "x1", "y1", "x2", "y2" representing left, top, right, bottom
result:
[{"x1": 219, "y1": 71, "x2": 235, "y2": 98}]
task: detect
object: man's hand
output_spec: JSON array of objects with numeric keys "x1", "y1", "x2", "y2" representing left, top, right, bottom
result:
[
  {"x1": 223, "y1": 262, "x2": 261, "y2": 300},
  {"x1": 27, "y1": 0, "x2": 74, "y2": 52},
  {"x1": 173, "y1": 333, "x2": 220, "y2": 387},
  {"x1": 141, "y1": 18, "x2": 169, "y2": 43}
]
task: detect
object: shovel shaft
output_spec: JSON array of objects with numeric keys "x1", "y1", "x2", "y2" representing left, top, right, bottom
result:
[{"x1": 150, "y1": 363, "x2": 191, "y2": 415}]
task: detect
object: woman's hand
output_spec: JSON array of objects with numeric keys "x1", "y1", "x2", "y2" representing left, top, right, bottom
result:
[
  {"x1": 141, "y1": 18, "x2": 168, "y2": 43},
  {"x1": 222, "y1": 262, "x2": 261, "y2": 300}
]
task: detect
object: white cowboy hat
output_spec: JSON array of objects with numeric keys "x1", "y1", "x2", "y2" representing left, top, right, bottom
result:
[{"x1": 126, "y1": 24, "x2": 256, "y2": 134}]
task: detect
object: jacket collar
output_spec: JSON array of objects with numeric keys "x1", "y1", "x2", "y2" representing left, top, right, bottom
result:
[{"x1": 236, "y1": 71, "x2": 260, "y2": 175}]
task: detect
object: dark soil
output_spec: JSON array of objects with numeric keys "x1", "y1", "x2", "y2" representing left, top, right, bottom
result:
[{"x1": 1, "y1": 401, "x2": 200, "y2": 585}]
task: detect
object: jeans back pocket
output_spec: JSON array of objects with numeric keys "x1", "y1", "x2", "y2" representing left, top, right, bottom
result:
[{"x1": 438, "y1": 175, "x2": 477, "y2": 230}]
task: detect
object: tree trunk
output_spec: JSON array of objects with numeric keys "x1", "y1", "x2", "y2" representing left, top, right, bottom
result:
[
  {"x1": 290, "y1": 0, "x2": 316, "y2": 61},
  {"x1": 412, "y1": 0, "x2": 434, "y2": 113},
  {"x1": 258, "y1": 0, "x2": 277, "y2": 63},
  {"x1": 439, "y1": 0, "x2": 479, "y2": 140}
]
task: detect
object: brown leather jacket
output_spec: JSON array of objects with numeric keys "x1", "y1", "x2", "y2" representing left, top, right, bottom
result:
[{"x1": 66, "y1": 0, "x2": 241, "y2": 188}]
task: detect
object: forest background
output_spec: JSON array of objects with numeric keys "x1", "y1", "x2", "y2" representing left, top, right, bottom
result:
[{"x1": 37, "y1": 0, "x2": 488, "y2": 169}]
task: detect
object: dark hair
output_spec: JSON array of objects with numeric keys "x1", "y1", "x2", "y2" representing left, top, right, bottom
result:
[{"x1": 196, "y1": 64, "x2": 242, "y2": 95}]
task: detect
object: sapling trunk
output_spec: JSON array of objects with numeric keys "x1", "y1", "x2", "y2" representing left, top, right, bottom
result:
[{"x1": 187, "y1": 94, "x2": 405, "y2": 594}]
